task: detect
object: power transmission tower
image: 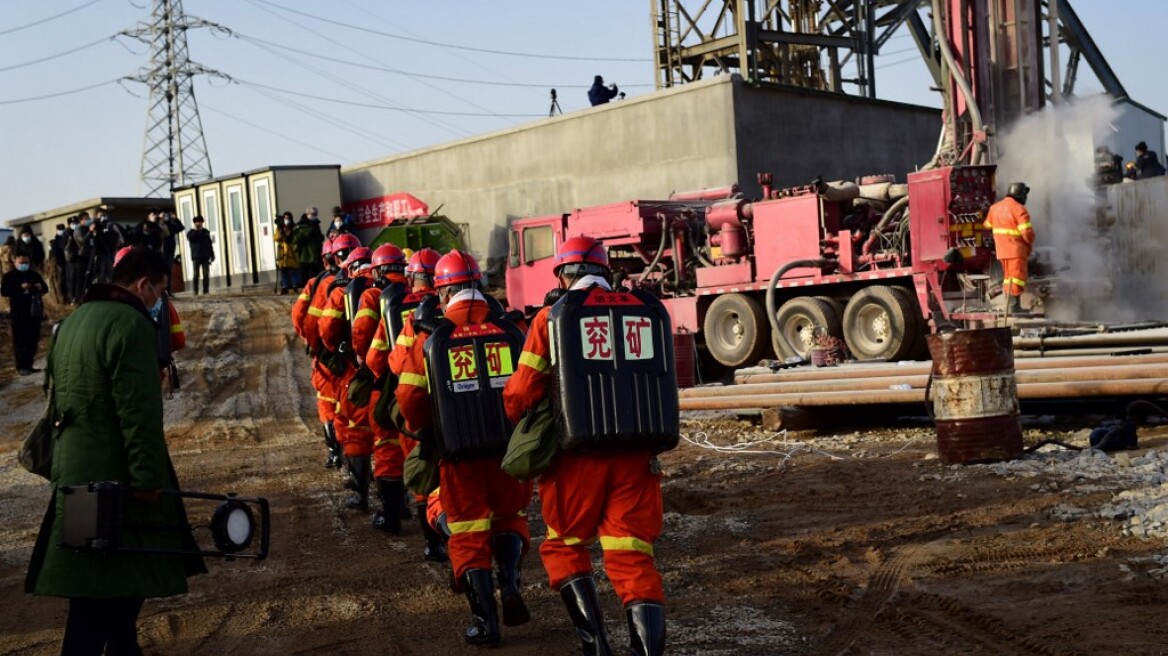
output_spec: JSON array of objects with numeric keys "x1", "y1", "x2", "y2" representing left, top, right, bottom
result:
[{"x1": 122, "y1": 0, "x2": 227, "y2": 197}]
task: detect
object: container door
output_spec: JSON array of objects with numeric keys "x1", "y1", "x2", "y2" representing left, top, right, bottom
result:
[
  {"x1": 252, "y1": 177, "x2": 276, "y2": 272},
  {"x1": 226, "y1": 184, "x2": 250, "y2": 275},
  {"x1": 176, "y1": 193, "x2": 196, "y2": 282},
  {"x1": 201, "y1": 188, "x2": 226, "y2": 278}
]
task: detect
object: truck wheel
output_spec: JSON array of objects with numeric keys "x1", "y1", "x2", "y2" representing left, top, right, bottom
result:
[
  {"x1": 703, "y1": 293, "x2": 770, "y2": 368},
  {"x1": 889, "y1": 286, "x2": 928, "y2": 360},
  {"x1": 773, "y1": 296, "x2": 842, "y2": 360},
  {"x1": 842, "y1": 285, "x2": 916, "y2": 361}
]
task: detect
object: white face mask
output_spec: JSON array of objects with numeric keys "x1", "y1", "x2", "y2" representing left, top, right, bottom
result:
[
  {"x1": 21, "y1": 236, "x2": 31, "y2": 243},
  {"x1": 57, "y1": 230, "x2": 65, "y2": 236},
  {"x1": 333, "y1": 220, "x2": 343, "y2": 229}
]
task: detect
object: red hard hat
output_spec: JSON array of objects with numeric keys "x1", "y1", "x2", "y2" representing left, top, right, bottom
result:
[
  {"x1": 372, "y1": 243, "x2": 406, "y2": 267},
  {"x1": 433, "y1": 249, "x2": 482, "y2": 288},
  {"x1": 554, "y1": 235, "x2": 609, "y2": 274},
  {"x1": 342, "y1": 246, "x2": 372, "y2": 271},
  {"x1": 114, "y1": 246, "x2": 134, "y2": 267},
  {"x1": 331, "y1": 233, "x2": 361, "y2": 252},
  {"x1": 405, "y1": 248, "x2": 442, "y2": 275},
  {"x1": 321, "y1": 238, "x2": 335, "y2": 256}
]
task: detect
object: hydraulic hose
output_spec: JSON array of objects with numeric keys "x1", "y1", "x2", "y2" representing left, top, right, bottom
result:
[
  {"x1": 932, "y1": 0, "x2": 986, "y2": 165},
  {"x1": 765, "y1": 258, "x2": 831, "y2": 351},
  {"x1": 862, "y1": 195, "x2": 910, "y2": 256},
  {"x1": 638, "y1": 220, "x2": 671, "y2": 285}
]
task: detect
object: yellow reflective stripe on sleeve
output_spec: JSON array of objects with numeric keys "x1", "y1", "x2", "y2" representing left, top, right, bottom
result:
[
  {"x1": 1016, "y1": 222, "x2": 1033, "y2": 231},
  {"x1": 371, "y1": 338, "x2": 390, "y2": 351},
  {"x1": 448, "y1": 518, "x2": 492, "y2": 534},
  {"x1": 170, "y1": 323, "x2": 183, "y2": 334},
  {"x1": 546, "y1": 525, "x2": 592, "y2": 546},
  {"x1": 396, "y1": 334, "x2": 416, "y2": 348},
  {"x1": 355, "y1": 308, "x2": 378, "y2": 321},
  {"x1": 298, "y1": 293, "x2": 311, "y2": 301},
  {"x1": 398, "y1": 371, "x2": 428, "y2": 389},
  {"x1": 322, "y1": 308, "x2": 344, "y2": 319},
  {"x1": 992, "y1": 228, "x2": 1022, "y2": 236},
  {"x1": 518, "y1": 351, "x2": 551, "y2": 374},
  {"x1": 316, "y1": 393, "x2": 337, "y2": 403},
  {"x1": 308, "y1": 306, "x2": 323, "y2": 317},
  {"x1": 1004, "y1": 277, "x2": 1028, "y2": 287},
  {"x1": 599, "y1": 535, "x2": 654, "y2": 557},
  {"x1": 374, "y1": 437, "x2": 401, "y2": 448}
]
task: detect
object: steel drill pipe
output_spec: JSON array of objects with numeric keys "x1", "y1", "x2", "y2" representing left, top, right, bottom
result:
[
  {"x1": 733, "y1": 353, "x2": 1168, "y2": 385},
  {"x1": 679, "y1": 378, "x2": 1168, "y2": 411},
  {"x1": 689, "y1": 363, "x2": 1168, "y2": 398},
  {"x1": 1013, "y1": 329, "x2": 1168, "y2": 350}
]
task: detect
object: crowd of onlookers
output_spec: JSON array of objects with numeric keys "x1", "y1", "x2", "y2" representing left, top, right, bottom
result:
[{"x1": 273, "y1": 205, "x2": 354, "y2": 294}]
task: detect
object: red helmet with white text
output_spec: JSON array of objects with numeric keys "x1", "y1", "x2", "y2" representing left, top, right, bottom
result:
[
  {"x1": 330, "y1": 232, "x2": 361, "y2": 264},
  {"x1": 372, "y1": 243, "x2": 406, "y2": 271},
  {"x1": 342, "y1": 246, "x2": 372, "y2": 272},
  {"x1": 405, "y1": 248, "x2": 441, "y2": 276}
]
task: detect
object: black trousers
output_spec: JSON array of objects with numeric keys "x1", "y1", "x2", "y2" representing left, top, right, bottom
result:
[
  {"x1": 12, "y1": 316, "x2": 41, "y2": 370},
  {"x1": 61, "y1": 597, "x2": 145, "y2": 656},
  {"x1": 192, "y1": 259, "x2": 211, "y2": 294},
  {"x1": 66, "y1": 262, "x2": 87, "y2": 303}
]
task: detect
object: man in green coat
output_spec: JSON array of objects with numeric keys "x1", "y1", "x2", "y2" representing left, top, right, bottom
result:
[
  {"x1": 25, "y1": 247, "x2": 206, "y2": 655},
  {"x1": 292, "y1": 214, "x2": 325, "y2": 282}
]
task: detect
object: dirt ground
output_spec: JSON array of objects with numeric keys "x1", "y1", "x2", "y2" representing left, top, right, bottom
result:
[{"x1": 4, "y1": 294, "x2": 1168, "y2": 655}]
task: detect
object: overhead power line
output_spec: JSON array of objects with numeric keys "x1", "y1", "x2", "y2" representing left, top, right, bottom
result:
[
  {"x1": 0, "y1": 0, "x2": 104, "y2": 37},
  {"x1": 248, "y1": 0, "x2": 649, "y2": 63},
  {"x1": 0, "y1": 79, "x2": 121, "y2": 105},
  {"x1": 234, "y1": 79, "x2": 546, "y2": 117},
  {"x1": 233, "y1": 32, "x2": 653, "y2": 90},
  {"x1": 0, "y1": 35, "x2": 114, "y2": 74},
  {"x1": 201, "y1": 103, "x2": 350, "y2": 161}
]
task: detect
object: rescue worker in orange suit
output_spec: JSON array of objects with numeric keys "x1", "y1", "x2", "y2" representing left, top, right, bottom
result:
[
  {"x1": 319, "y1": 244, "x2": 377, "y2": 510},
  {"x1": 374, "y1": 247, "x2": 449, "y2": 558},
  {"x1": 354, "y1": 243, "x2": 412, "y2": 533},
  {"x1": 503, "y1": 236, "x2": 667, "y2": 656},
  {"x1": 984, "y1": 182, "x2": 1036, "y2": 314},
  {"x1": 292, "y1": 236, "x2": 346, "y2": 468},
  {"x1": 396, "y1": 250, "x2": 533, "y2": 647}
]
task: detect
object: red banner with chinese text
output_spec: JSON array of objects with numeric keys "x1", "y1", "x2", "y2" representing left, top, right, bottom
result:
[{"x1": 344, "y1": 193, "x2": 430, "y2": 228}]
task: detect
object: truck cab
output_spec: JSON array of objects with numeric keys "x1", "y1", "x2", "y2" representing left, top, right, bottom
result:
[{"x1": 505, "y1": 214, "x2": 566, "y2": 314}]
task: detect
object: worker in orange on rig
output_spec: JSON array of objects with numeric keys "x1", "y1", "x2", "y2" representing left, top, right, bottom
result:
[
  {"x1": 352, "y1": 243, "x2": 411, "y2": 533},
  {"x1": 293, "y1": 235, "x2": 346, "y2": 468},
  {"x1": 371, "y1": 247, "x2": 447, "y2": 553},
  {"x1": 319, "y1": 244, "x2": 376, "y2": 510},
  {"x1": 396, "y1": 250, "x2": 532, "y2": 647},
  {"x1": 984, "y1": 181, "x2": 1036, "y2": 314},
  {"x1": 502, "y1": 235, "x2": 676, "y2": 656}
]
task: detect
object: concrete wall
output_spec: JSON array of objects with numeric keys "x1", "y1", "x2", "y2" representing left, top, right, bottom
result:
[
  {"x1": 341, "y1": 75, "x2": 940, "y2": 271},
  {"x1": 732, "y1": 84, "x2": 941, "y2": 196},
  {"x1": 1107, "y1": 177, "x2": 1168, "y2": 320}
]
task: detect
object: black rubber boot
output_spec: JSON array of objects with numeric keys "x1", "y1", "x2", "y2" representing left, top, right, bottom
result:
[
  {"x1": 492, "y1": 532, "x2": 530, "y2": 627},
  {"x1": 343, "y1": 456, "x2": 370, "y2": 511},
  {"x1": 399, "y1": 487, "x2": 413, "y2": 520},
  {"x1": 322, "y1": 422, "x2": 342, "y2": 468},
  {"x1": 462, "y1": 568, "x2": 501, "y2": 647},
  {"x1": 1006, "y1": 295, "x2": 1024, "y2": 314},
  {"x1": 559, "y1": 575, "x2": 613, "y2": 656},
  {"x1": 418, "y1": 502, "x2": 448, "y2": 562},
  {"x1": 371, "y1": 479, "x2": 404, "y2": 534},
  {"x1": 625, "y1": 602, "x2": 665, "y2": 656}
]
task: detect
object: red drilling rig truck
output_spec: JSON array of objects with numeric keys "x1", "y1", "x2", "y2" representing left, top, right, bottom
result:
[
  {"x1": 503, "y1": 0, "x2": 1114, "y2": 374},
  {"x1": 505, "y1": 166, "x2": 1007, "y2": 372}
]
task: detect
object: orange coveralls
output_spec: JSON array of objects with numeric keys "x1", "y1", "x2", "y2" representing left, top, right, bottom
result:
[
  {"x1": 983, "y1": 196, "x2": 1036, "y2": 297},
  {"x1": 319, "y1": 274, "x2": 375, "y2": 458},
  {"x1": 380, "y1": 285, "x2": 436, "y2": 499},
  {"x1": 396, "y1": 295, "x2": 533, "y2": 584},
  {"x1": 502, "y1": 305, "x2": 665, "y2": 607},
  {"x1": 299, "y1": 272, "x2": 340, "y2": 425},
  {"x1": 355, "y1": 274, "x2": 408, "y2": 479}
]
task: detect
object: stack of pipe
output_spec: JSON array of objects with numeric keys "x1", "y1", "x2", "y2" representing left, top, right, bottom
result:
[{"x1": 679, "y1": 353, "x2": 1168, "y2": 412}]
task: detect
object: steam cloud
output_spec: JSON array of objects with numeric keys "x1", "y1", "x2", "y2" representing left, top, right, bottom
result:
[{"x1": 995, "y1": 94, "x2": 1124, "y2": 321}]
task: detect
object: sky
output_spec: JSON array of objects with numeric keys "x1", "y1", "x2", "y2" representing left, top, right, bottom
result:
[{"x1": 1, "y1": 0, "x2": 1164, "y2": 223}]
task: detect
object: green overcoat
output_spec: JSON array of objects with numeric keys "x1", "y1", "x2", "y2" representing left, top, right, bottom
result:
[
  {"x1": 25, "y1": 284, "x2": 206, "y2": 599},
  {"x1": 291, "y1": 223, "x2": 324, "y2": 266}
]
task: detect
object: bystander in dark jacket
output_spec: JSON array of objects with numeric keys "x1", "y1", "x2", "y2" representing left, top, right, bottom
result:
[
  {"x1": 0, "y1": 254, "x2": 47, "y2": 374},
  {"x1": 15, "y1": 228, "x2": 46, "y2": 270},
  {"x1": 588, "y1": 75, "x2": 619, "y2": 106},
  {"x1": 49, "y1": 224, "x2": 70, "y2": 304},
  {"x1": 185, "y1": 216, "x2": 214, "y2": 295}
]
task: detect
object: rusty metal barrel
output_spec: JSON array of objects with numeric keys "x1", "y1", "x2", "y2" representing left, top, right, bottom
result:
[{"x1": 926, "y1": 328, "x2": 1023, "y2": 465}]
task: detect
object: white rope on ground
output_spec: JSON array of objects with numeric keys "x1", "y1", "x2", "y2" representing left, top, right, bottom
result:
[{"x1": 680, "y1": 431, "x2": 846, "y2": 468}]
